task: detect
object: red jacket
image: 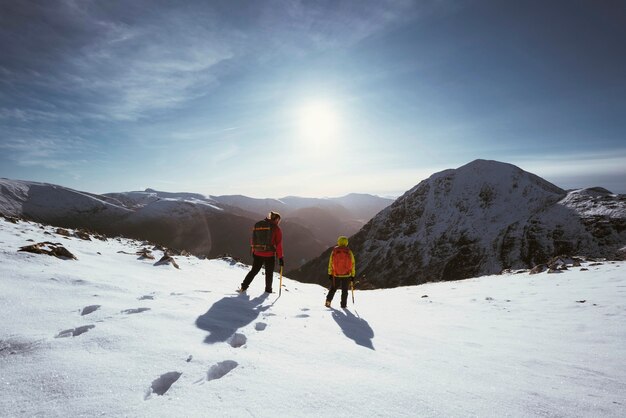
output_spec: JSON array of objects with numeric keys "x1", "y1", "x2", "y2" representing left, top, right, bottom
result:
[{"x1": 253, "y1": 218, "x2": 283, "y2": 258}]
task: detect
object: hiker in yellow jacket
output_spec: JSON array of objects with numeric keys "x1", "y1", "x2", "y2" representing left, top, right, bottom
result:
[{"x1": 325, "y1": 236, "x2": 355, "y2": 308}]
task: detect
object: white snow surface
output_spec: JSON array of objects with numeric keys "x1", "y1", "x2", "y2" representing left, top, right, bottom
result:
[
  {"x1": 0, "y1": 178, "x2": 131, "y2": 221},
  {"x1": 1, "y1": 218, "x2": 625, "y2": 417}
]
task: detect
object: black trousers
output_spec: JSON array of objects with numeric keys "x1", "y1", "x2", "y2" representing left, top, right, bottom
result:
[
  {"x1": 241, "y1": 255, "x2": 275, "y2": 292},
  {"x1": 326, "y1": 277, "x2": 350, "y2": 307}
]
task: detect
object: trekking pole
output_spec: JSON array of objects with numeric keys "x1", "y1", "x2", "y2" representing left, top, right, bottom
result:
[
  {"x1": 279, "y1": 266, "x2": 283, "y2": 296},
  {"x1": 351, "y1": 279, "x2": 355, "y2": 304}
]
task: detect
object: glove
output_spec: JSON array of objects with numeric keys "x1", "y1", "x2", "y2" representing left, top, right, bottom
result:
[
  {"x1": 328, "y1": 275, "x2": 333, "y2": 280},
  {"x1": 279, "y1": 257, "x2": 284, "y2": 267}
]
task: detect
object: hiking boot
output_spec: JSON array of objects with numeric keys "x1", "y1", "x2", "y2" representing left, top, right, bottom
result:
[
  {"x1": 237, "y1": 287, "x2": 247, "y2": 293},
  {"x1": 264, "y1": 289, "x2": 273, "y2": 294},
  {"x1": 340, "y1": 304, "x2": 347, "y2": 309},
  {"x1": 325, "y1": 300, "x2": 331, "y2": 308}
]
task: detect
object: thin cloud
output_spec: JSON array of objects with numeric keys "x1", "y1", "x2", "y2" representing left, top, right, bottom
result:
[
  {"x1": 1, "y1": 1, "x2": 425, "y2": 123},
  {"x1": 0, "y1": 135, "x2": 94, "y2": 171}
]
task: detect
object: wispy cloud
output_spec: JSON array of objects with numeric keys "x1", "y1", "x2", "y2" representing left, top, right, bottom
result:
[
  {"x1": 1, "y1": 1, "x2": 423, "y2": 123},
  {"x1": 1, "y1": 2, "x2": 235, "y2": 122},
  {"x1": 253, "y1": 0, "x2": 420, "y2": 53},
  {"x1": 0, "y1": 134, "x2": 94, "y2": 171}
]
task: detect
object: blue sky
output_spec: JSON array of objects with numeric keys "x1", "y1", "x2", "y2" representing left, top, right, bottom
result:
[{"x1": 1, "y1": 0, "x2": 625, "y2": 198}]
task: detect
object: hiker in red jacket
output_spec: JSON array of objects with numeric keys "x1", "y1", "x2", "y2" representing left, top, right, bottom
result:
[
  {"x1": 238, "y1": 211, "x2": 284, "y2": 294},
  {"x1": 326, "y1": 236, "x2": 355, "y2": 308}
]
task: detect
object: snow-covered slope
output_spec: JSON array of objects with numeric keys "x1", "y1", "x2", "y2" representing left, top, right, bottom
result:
[
  {"x1": 1, "y1": 217, "x2": 625, "y2": 417},
  {"x1": 105, "y1": 188, "x2": 224, "y2": 211},
  {"x1": 290, "y1": 160, "x2": 626, "y2": 288},
  {"x1": 0, "y1": 178, "x2": 132, "y2": 232},
  {"x1": 0, "y1": 179, "x2": 254, "y2": 257}
]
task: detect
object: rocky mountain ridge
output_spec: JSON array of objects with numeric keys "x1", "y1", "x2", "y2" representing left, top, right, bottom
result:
[{"x1": 288, "y1": 160, "x2": 626, "y2": 288}]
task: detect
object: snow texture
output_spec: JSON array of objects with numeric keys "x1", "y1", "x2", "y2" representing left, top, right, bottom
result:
[{"x1": 1, "y1": 217, "x2": 625, "y2": 417}]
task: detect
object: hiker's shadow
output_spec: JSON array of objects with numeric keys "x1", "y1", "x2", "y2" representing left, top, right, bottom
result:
[
  {"x1": 331, "y1": 308, "x2": 375, "y2": 350},
  {"x1": 196, "y1": 293, "x2": 270, "y2": 344}
]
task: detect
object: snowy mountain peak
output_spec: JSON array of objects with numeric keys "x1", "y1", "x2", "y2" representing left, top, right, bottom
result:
[{"x1": 290, "y1": 160, "x2": 625, "y2": 288}]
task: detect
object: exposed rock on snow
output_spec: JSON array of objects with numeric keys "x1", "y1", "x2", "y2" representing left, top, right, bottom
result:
[
  {"x1": 154, "y1": 253, "x2": 180, "y2": 269},
  {"x1": 74, "y1": 229, "x2": 91, "y2": 240},
  {"x1": 136, "y1": 248, "x2": 155, "y2": 260},
  {"x1": 55, "y1": 228, "x2": 71, "y2": 237},
  {"x1": 18, "y1": 242, "x2": 77, "y2": 260}
]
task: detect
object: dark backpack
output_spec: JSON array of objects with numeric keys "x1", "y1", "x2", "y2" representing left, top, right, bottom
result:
[
  {"x1": 331, "y1": 246, "x2": 353, "y2": 276},
  {"x1": 251, "y1": 219, "x2": 275, "y2": 252}
]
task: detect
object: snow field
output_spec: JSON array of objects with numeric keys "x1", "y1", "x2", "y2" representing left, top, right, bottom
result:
[{"x1": 1, "y1": 217, "x2": 625, "y2": 417}]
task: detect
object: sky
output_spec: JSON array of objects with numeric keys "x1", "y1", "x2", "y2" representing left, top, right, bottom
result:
[{"x1": 1, "y1": 0, "x2": 625, "y2": 198}]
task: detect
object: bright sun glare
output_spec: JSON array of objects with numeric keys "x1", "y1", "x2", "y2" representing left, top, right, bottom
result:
[{"x1": 297, "y1": 100, "x2": 340, "y2": 144}]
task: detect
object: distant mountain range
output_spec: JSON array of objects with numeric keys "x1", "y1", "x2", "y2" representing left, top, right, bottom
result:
[
  {"x1": 3, "y1": 159, "x2": 624, "y2": 289},
  {"x1": 289, "y1": 160, "x2": 626, "y2": 288},
  {"x1": 0, "y1": 179, "x2": 393, "y2": 267}
]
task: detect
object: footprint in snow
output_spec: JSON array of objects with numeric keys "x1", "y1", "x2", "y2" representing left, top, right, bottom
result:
[
  {"x1": 121, "y1": 308, "x2": 151, "y2": 314},
  {"x1": 227, "y1": 333, "x2": 247, "y2": 348},
  {"x1": 0, "y1": 339, "x2": 41, "y2": 356},
  {"x1": 145, "y1": 371, "x2": 182, "y2": 399},
  {"x1": 295, "y1": 314, "x2": 310, "y2": 318},
  {"x1": 207, "y1": 360, "x2": 238, "y2": 381},
  {"x1": 138, "y1": 295, "x2": 154, "y2": 300},
  {"x1": 80, "y1": 305, "x2": 101, "y2": 316},
  {"x1": 55, "y1": 325, "x2": 95, "y2": 338},
  {"x1": 255, "y1": 322, "x2": 267, "y2": 331}
]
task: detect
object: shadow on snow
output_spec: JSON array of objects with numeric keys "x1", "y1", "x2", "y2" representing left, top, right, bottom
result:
[
  {"x1": 331, "y1": 308, "x2": 375, "y2": 350},
  {"x1": 196, "y1": 293, "x2": 270, "y2": 344}
]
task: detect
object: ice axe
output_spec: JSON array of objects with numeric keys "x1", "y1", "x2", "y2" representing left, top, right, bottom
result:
[
  {"x1": 279, "y1": 266, "x2": 283, "y2": 296},
  {"x1": 352, "y1": 274, "x2": 365, "y2": 305},
  {"x1": 350, "y1": 279, "x2": 362, "y2": 305}
]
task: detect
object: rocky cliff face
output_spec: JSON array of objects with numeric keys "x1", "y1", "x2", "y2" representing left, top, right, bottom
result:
[{"x1": 288, "y1": 160, "x2": 626, "y2": 288}]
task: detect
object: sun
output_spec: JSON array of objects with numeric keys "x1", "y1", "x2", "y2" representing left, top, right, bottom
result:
[{"x1": 297, "y1": 100, "x2": 340, "y2": 144}]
